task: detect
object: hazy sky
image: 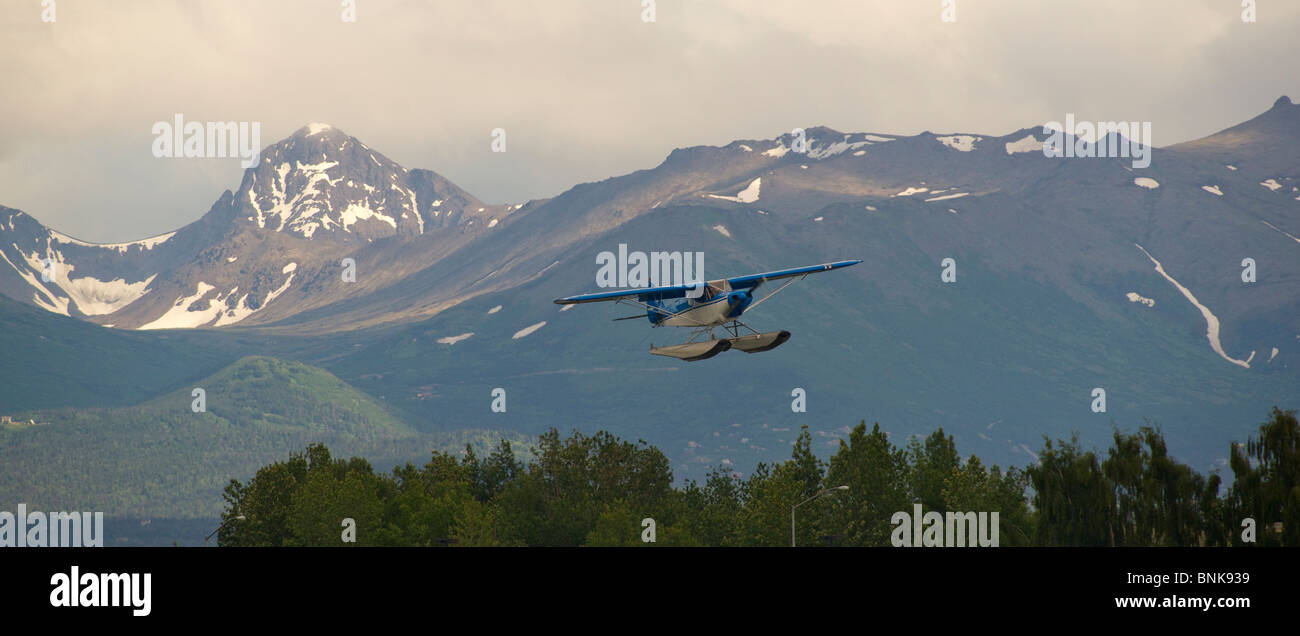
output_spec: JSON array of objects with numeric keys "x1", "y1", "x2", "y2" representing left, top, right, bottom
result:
[{"x1": 2, "y1": 0, "x2": 1297, "y2": 242}]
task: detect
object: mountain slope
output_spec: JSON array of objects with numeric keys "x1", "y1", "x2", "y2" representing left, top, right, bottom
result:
[
  {"x1": 0, "y1": 294, "x2": 243, "y2": 410},
  {"x1": 0, "y1": 355, "x2": 526, "y2": 518}
]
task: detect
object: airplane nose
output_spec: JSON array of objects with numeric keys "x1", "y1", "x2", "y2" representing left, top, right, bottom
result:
[{"x1": 726, "y1": 290, "x2": 753, "y2": 318}]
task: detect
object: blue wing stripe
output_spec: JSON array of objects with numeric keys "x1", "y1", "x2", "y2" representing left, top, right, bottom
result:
[
  {"x1": 726, "y1": 259, "x2": 862, "y2": 289},
  {"x1": 554, "y1": 283, "x2": 695, "y2": 304}
]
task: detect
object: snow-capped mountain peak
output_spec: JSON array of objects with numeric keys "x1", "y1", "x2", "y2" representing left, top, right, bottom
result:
[{"x1": 238, "y1": 124, "x2": 435, "y2": 241}]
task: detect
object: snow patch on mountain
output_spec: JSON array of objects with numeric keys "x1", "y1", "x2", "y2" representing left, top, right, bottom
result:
[
  {"x1": 217, "y1": 273, "x2": 296, "y2": 328},
  {"x1": 245, "y1": 149, "x2": 425, "y2": 238},
  {"x1": 1134, "y1": 177, "x2": 1159, "y2": 189},
  {"x1": 138, "y1": 282, "x2": 223, "y2": 330},
  {"x1": 437, "y1": 332, "x2": 474, "y2": 345},
  {"x1": 306, "y1": 123, "x2": 332, "y2": 137},
  {"x1": 49, "y1": 229, "x2": 176, "y2": 253},
  {"x1": 925, "y1": 192, "x2": 969, "y2": 202},
  {"x1": 1202, "y1": 185, "x2": 1223, "y2": 196},
  {"x1": 808, "y1": 135, "x2": 872, "y2": 159},
  {"x1": 1004, "y1": 135, "x2": 1043, "y2": 154},
  {"x1": 7, "y1": 248, "x2": 155, "y2": 316},
  {"x1": 1261, "y1": 220, "x2": 1300, "y2": 244},
  {"x1": 894, "y1": 187, "x2": 929, "y2": 197},
  {"x1": 1126, "y1": 292, "x2": 1155, "y2": 307},
  {"x1": 340, "y1": 203, "x2": 396, "y2": 230},
  {"x1": 105, "y1": 232, "x2": 175, "y2": 252},
  {"x1": 264, "y1": 273, "x2": 294, "y2": 305},
  {"x1": 61, "y1": 273, "x2": 156, "y2": 316},
  {"x1": 1135, "y1": 244, "x2": 1251, "y2": 368},
  {"x1": 707, "y1": 178, "x2": 761, "y2": 203},
  {"x1": 513, "y1": 321, "x2": 546, "y2": 339},
  {"x1": 141, "y1": 265, "x2": 296, "y2": 329},
  {"x1": 1260, "y1": 179, "x2": 1282, "y2": 191},
  {"x1": 713, "y1": 224, "x2": 731, "y2": 237},
  {"x1": 0, "y1": 248, "x2": 69, "y2": 315},
  {"x1": 762, "y1": 144, "x2": 789, "y2": 158},
  {"x1": 297, "y1": 160, "x2": 338, "y2": 173},
  {"x1": 936, "y1": 135, "x2": 980, "y2": 152},
  {"x1": 211, "y1": 290, "x2": 249, "y2": 326},
  {"x1": 487, "y1": 305, "x2": 502, "y2": 315},
  {"x1": 407, "y1": 189, "x2": 423, "y2": 234}
]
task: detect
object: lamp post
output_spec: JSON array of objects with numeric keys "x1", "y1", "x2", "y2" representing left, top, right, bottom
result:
[
  {"x1": 204, "y1": 514, "x2": 245, "y2": 547},
  {"x1": 791, "y1": 485, "x2": 848, "y2": 547}
]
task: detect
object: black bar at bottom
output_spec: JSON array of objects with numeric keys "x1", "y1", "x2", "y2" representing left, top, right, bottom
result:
[{"x1": 2, "y1": 547, "x2": 1289, "y2": 622}]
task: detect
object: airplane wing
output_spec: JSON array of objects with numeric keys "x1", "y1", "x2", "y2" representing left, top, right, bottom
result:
[
  {"x1": 553, "y1": 282, "x2": 698, "y2": 304},
  {"x1": 725, "y1": 259, "x2": 862, "y2": 290}
]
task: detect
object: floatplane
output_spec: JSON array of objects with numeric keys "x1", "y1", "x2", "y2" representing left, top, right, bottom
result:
[{"x1": 554, "y1": 260, "x2": 861, "y2": 361}]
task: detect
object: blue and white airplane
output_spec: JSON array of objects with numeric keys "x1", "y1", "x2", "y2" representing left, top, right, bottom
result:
[{"x1": 554, "y1": 259, "x2": 861, "y2": 361}]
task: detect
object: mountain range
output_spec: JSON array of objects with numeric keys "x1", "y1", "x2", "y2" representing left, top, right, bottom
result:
[{"x1": 2, "y1": 98, "x2": 1297, "y2": 531}]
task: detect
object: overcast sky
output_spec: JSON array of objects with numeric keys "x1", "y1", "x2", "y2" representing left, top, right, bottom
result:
[{"x1": 2, "y1": 0, "x2": 1297, "y2": 242}]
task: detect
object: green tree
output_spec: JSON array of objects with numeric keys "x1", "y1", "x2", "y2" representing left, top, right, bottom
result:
[
  {"x1": 907, "y1": 428, "x2": 960, "y2": 514},
  {"x1": 824, "y1": 422, "x2": 909, "y2": 546},
  {"x1": 679, "y1": 468, "x2": 744, "y2": 546},
  {"x1": 1229, "y1": 407, "x2": 1300, "y2": 546},
  {"x1": 287, "y1": 465, "x2": 384, "y2": 546},
  {"x1": 219, "y1": 445, "x2": 312, "y2": 546},
  {"x1": 584, "y1": 500, "x2": 644, "y2": 546},
  {"x1": 1028, "y1": 436, "x2": 1113, "y2": 546},
  {"x1": 941, "y1": 456, "x2": 1033, "y2": 546}
]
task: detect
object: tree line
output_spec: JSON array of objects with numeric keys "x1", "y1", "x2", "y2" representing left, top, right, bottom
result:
[{"x1": 218, "y1": 407, "x2": 1298, "y2": 546}]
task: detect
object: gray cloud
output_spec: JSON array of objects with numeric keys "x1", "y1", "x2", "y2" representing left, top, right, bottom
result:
[{"x1": 1, "y1": 0, "x2": 1296, "y2": 242}]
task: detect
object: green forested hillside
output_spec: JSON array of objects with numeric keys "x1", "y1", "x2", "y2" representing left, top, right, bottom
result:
[
  {"x1": 0, "y1": 356, "x2": 529, "y2": 519},
  {"x1": 0, "y1": 295, "x2": 244, "y2": 410}
]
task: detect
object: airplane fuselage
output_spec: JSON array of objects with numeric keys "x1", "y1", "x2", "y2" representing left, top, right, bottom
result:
[{"x1": 649, "y1": 288, "x2": 753, "y2": 327}]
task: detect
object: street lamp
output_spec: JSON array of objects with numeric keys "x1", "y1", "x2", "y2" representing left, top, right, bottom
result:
[
  {"x1": 791, "y1": 485, "x2": 848, "y2": 547},
  {"x1": 204, "y1": 514, "x2": 245, "y2": 546}
]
